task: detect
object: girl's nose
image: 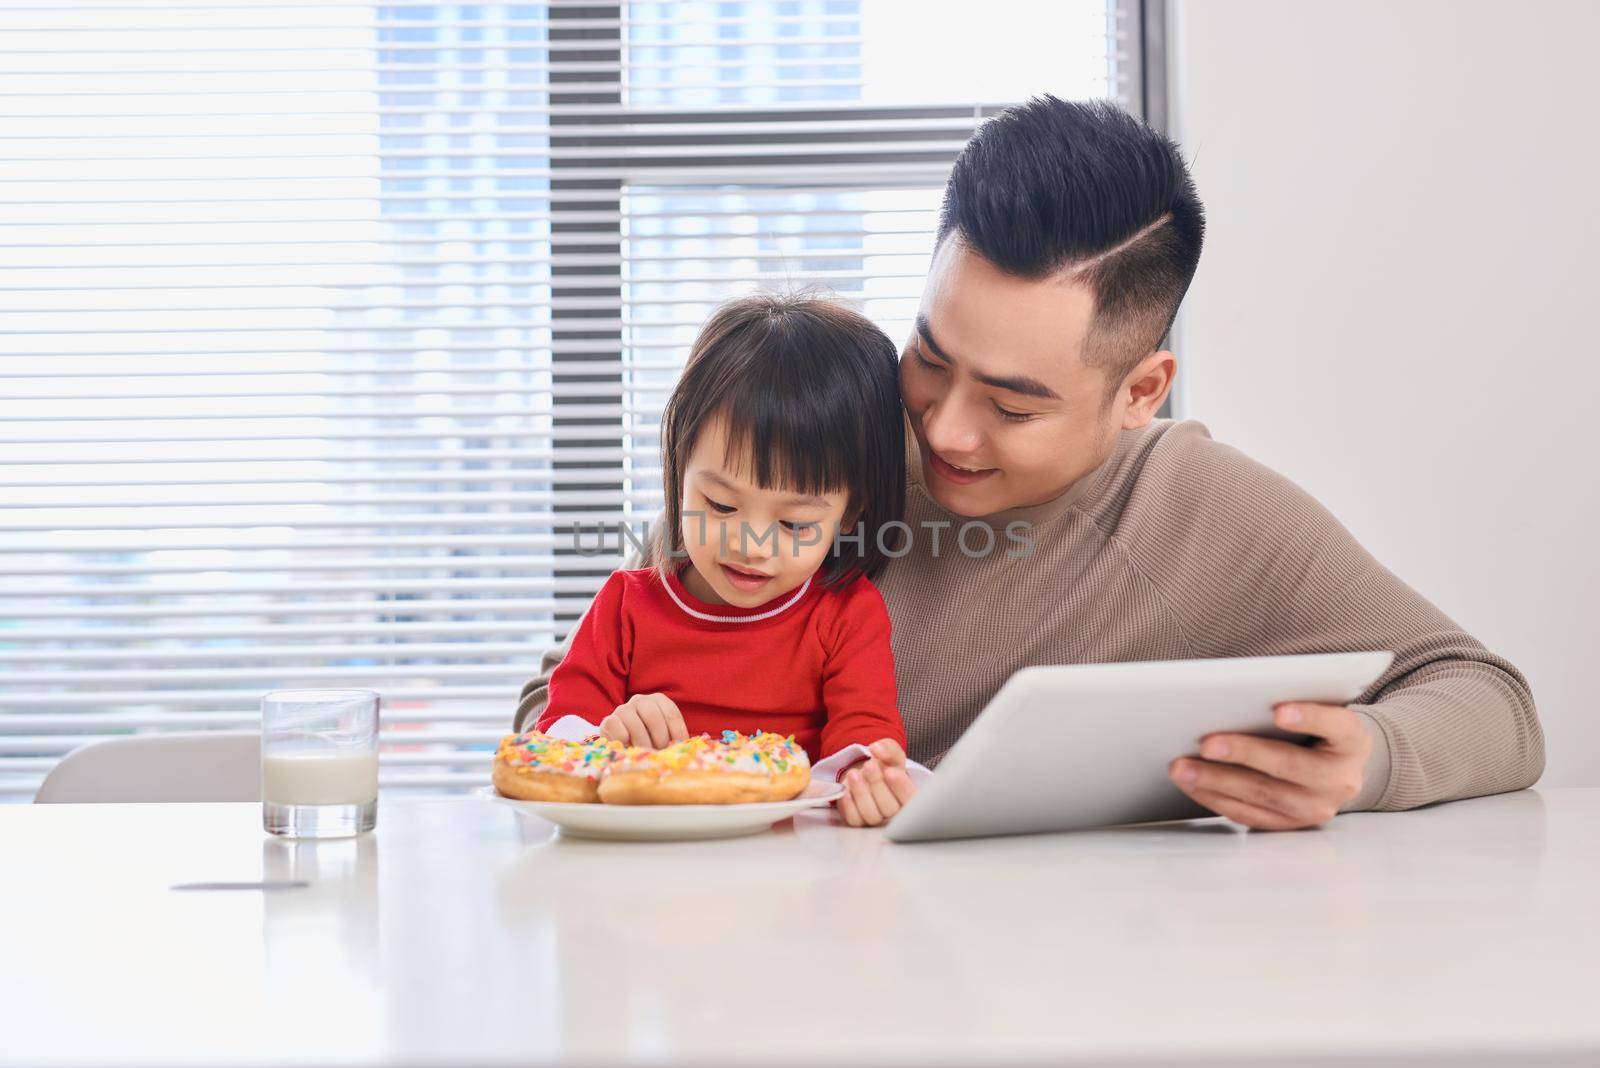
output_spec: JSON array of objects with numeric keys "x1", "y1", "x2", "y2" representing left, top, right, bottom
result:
[{"x1": 730, "y1": 523, "x2": 775, "y2": 561}]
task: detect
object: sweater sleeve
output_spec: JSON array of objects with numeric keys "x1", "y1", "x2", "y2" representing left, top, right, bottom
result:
[
  {"x1": 532, "y1": 571, "x2": 631, "y2": 732},
  {"x1": 1116, "y1": 423, "x2": 1544, "y2": 812},
  {"x1": 817, "y1": 578, "x2": 907, "y2": 759}
]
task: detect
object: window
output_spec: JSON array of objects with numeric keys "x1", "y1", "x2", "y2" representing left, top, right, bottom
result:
[{"x1": 0, "y1": 1, "x2": 1133, "y2": 799}]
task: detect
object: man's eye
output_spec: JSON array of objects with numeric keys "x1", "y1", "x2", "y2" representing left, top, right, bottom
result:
[
  {"x1": 994, "y1": 403, "x2": 1033, "y2": 423},
  {"x1": 913, "y1": 348, "x2": 945, "y2": 373},
  {"x1": 704, "y1": 497, "x2": 736, "y2": 514}
]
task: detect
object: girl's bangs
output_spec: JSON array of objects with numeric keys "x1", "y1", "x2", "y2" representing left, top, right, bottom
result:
[{"x1": 712, "y1": 385, "x2": 857, "y2": 500}]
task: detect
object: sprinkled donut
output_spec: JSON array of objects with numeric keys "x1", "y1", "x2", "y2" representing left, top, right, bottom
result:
[
  {"x1": 492, "y1": 731, "x2": 625, "y2": 803},
  {"x1": 598, "y1": 730, "x2": 810, "y2": 805}
]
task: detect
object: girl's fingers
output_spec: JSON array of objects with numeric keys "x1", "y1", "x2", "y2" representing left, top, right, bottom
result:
[
  {"x1": 599, "y1": 716, "x2": 629, "y2": 743},
  {"x1": 882, "y1": 766, "x2": 917, "y2": 806},
  {"x1": 636, "y1": 698, "x2": 671, "y2": 748},
  {"x1": 846, "y1": 770, "x2": 884, "y2": 826},
  {"x1": 615, "y1": 704, "x2": 652, "y2": 748},
  {"x1": 658, "y1": 697, "x2": 689, "y2": 742},
  {"x1": 861, "y1": 760, "x2": 902, "y2": 820},
  {"x1": 837, "y1": 789, "x2": 864, "y2": 827},
  {"x1": 868, "y1": 738, "x2": 907, "y2": 766}
]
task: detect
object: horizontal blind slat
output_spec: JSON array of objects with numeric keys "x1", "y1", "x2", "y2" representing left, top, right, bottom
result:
[
  {"x1": 4, "y1": 57, "x2": 871, "y2": 77},
  {"x1": 3, "y1": 641, "x2": 558, "y2": 663},
  {"x1": 1, "y1": 382, "x2": 671, "y2": 404},
  {"x1": 0, "y1": 553, "x2": 632, "y2": 576},
  {"x1": 9, "y1": 576, "x2": 618, "y2": 597},
  {"x1": 0, "y1": 687, "x2": 536, "y2": 710},
  {"x1": 3, "y1": 271, "x2": 928, "y2": 292},
  {"x1": 0, "y1": 405, "x2": 635, "y2": 423},
  {"x1": 0, "y1": 774, "x2": 495, "y2": 799},
  {"x1": 4, "y1": 664, "x2": 548, "y2": 685},
  {"x1": 1, "y1": 510, "x2": 648, "y2": 532},
  {"x1": 4, "y1": 489, "x2": 656, "y2": 508},
  {"x1": 1, "y1": 37, "x2": 865, "y2": 55},
  {"x1": 0, "y1": 718, "x2": 508, "y2": 743},
  {"x1": 6, "y1": 136, "x2": 961, "y2": 162},
  {"x1": 1, "y1": 10, "x2": 855, "y2": 26},
  {"x1": 3, "y1": 597, "x2": 597, "y2": 620},
  {"x1": 2, "y1": 244, "x2": 920, "y2": 263},
  {"x1": 0, "y1": 466, "x2": 660, "y2": 486},
  {"x1": 8, "y1": 621, "x2": 575, "y2": 643},
  {"x1": 0, "y1": 162, "x2": 960, "y2": 184},
  {"x1": 0, "y1": 531, "x2": 645, "y2": 553},
  {"x1": 0, "y1": 427, "x2": 664, "y2": 445},
  {"x1": 0, "y1": 363, "x2": 676, "y2": 378},
  {"x1": 0, "y1": 733, "x2": 509, "y2": 758},
  {"x1": 0, "y1": 450, "x2": 650, "y2": 466}
]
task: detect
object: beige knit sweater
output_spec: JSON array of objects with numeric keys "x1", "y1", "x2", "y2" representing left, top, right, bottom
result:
[{"x1": 516, "y1": 419, "x2": 1544, "y2": 812}]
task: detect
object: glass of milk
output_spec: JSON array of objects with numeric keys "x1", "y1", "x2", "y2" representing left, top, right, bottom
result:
[{"x1": 261, "y1": 689, "x2": 379, "y2": 839}]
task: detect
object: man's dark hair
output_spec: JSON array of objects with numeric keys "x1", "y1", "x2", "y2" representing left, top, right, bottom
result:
[{"x1": 937, "y1": 95, "x2": 1205, "y2": 385}]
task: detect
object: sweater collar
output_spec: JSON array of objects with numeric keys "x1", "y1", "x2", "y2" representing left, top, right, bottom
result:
[{"x1": 661, "y1": 565, "x2": 816, "y2": 624}]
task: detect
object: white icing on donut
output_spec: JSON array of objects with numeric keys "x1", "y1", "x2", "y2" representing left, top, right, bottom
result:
[{"x1": 609, "y1": 730, "x2": 810, "y2": 778}]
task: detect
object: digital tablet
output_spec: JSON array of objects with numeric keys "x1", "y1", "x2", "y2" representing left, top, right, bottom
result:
[{"x1": 885, "y1": 650, "x2": 1395, "y2": 843}]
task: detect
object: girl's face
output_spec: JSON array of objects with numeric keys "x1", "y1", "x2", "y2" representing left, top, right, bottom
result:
[{"x1": 677, "y1": 414, "x2": 851, "y2": 608}]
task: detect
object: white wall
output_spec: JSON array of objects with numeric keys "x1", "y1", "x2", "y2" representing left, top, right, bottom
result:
[{"x1": 1168, "y1": 0, "x2": 1599, "y2": 787}]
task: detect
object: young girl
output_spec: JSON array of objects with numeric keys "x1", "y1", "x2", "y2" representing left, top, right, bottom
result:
[{"x1": 532, "y1": 293, "x2": 909, "y2": 817}]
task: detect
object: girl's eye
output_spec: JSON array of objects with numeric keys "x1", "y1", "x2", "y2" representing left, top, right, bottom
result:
[
  {"x1": 780, "y1": 520, "x2": 819, "y2": 534},
  {"x1": 994, "y1": 404, "x2": 1033, "y2": 423},
  {"x1": 704, "y1": 497, "x2": 736, "y2": 514}
]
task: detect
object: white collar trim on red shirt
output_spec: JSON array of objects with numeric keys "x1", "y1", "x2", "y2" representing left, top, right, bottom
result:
[{"x1": 664, "y1": 572, "x2": 813, "y2": 624}]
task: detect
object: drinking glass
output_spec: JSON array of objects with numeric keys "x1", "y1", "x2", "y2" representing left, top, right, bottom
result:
[{"x1": 261, "y1": 689, "x2": 379, "y2": 838}]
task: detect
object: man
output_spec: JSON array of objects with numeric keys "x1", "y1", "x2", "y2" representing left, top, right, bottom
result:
[{"x1": 517, "y1": 96, "x2": 1543, "y2": 830}]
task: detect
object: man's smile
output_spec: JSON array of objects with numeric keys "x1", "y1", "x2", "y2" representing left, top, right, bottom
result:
[{"x1": 928, "y1": 448, "x2": 999, "y2": 486}]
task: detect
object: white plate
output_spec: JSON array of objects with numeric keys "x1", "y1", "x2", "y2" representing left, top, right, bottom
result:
[{"x1": 479, "y1": 779, "x2": 844, "y2": 841}]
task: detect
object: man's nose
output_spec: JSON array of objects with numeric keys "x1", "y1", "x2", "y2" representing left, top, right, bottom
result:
[{"x1": 922, "y1": 395, "x2": 983, "y2": 456}]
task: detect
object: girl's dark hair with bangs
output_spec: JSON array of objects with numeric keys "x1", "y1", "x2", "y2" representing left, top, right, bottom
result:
[{"x1": 649, "y1": 291, "x2": 905, "y2": 588}]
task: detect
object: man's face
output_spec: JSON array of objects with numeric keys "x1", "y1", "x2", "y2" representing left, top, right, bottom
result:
[{"x1": 900, "y1": 239, "x2": 1167, "y2": 517}]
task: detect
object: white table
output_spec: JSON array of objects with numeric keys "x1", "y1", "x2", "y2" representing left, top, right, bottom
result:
[{"x1": 2, "y1": 789, "x2": 1597, "y2": 1067}]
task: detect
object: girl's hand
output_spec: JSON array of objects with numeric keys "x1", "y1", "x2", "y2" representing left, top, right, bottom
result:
[
  {"x1": 839, "y1": 739, "x2": 917, "y2": 827},
  {"x1": 599, "y1": 693, "x2": 688, "y2": 748}
]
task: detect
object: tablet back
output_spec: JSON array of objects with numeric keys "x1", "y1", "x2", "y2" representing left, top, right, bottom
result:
[{"x1": 885, "y1": 650, "x2": 1394, "y2": 842}]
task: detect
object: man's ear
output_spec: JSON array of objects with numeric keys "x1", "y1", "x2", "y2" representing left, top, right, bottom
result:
[{"x1": 1119, "y1": 349, "x2": 1176, "y2": 429}]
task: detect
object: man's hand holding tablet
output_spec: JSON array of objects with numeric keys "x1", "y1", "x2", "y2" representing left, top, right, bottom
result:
[{"x1": 1168, "y1": 701, "x2": 1374, "y2": 830}]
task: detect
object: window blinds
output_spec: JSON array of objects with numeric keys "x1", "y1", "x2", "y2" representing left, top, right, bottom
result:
[{"x1": 0, "y1": 0, "x2": 1128, "y2": 798}]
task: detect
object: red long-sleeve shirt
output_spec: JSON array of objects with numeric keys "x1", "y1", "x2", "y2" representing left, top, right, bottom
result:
[{"x1": 535, "y1": 565, "x2": 904, "y2": 762}]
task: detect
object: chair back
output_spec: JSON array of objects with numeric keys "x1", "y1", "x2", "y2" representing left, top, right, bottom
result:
[{"x1": 34, "y1": 731, "x2": 261, "y2": 803}]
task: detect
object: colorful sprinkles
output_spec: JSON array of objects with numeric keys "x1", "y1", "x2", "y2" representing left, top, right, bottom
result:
[
  {"x1": 613, "y1": 730, "x2": 806, "y2": 778},
  {"x1": 497, "y1": 728, "x2": 807, "y2": 780},
  {"x1": 495, "y1": 731, "x2": 625, "y2": 779}
]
